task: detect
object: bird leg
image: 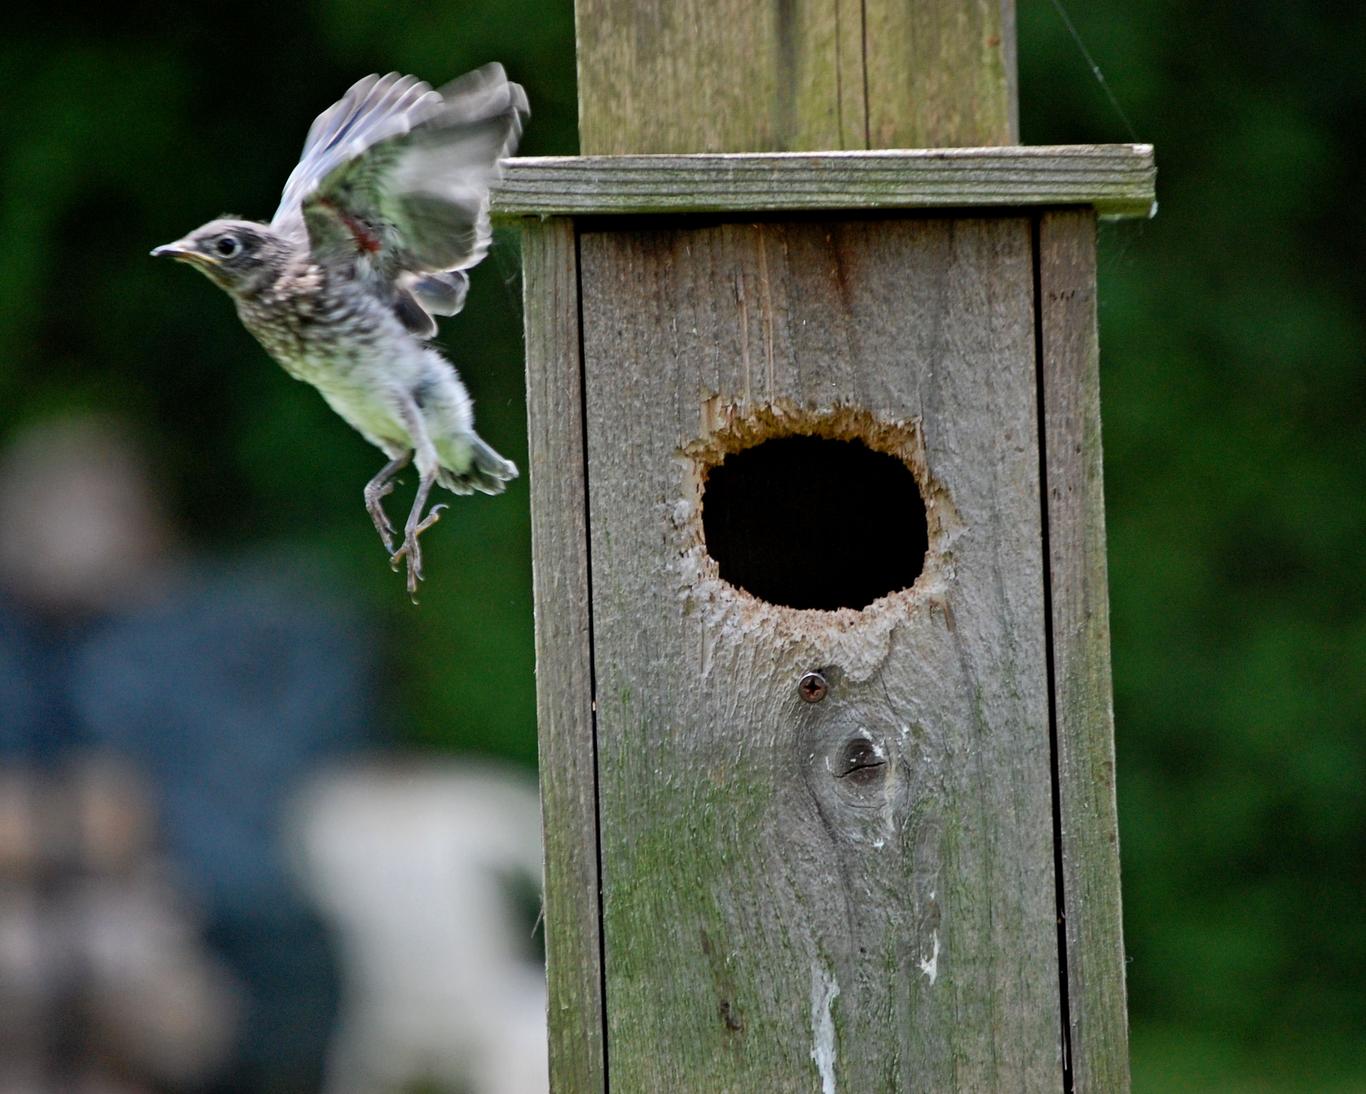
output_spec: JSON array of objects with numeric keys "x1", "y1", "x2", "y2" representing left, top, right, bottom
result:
[
  {"x1": 389, "y1": 493, "x2": 447, "y2": 561},
  {"x1": 389, "y1": 478, "x2": 448, "y2": 599},
  {"x1": 386, "y1": 395, "x2": 444, "y2": 600},
  {"x1": 363, "y1": 453, "x2": 411, "y2": 554}
]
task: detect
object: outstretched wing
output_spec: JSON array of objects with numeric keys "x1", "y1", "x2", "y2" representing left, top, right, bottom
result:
[{"x1": 271, "y1": 65, "x2": 527, "y2": 336}]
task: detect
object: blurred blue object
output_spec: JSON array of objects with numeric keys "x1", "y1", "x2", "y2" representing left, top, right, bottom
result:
[
  {"x1": 70, "y1": 552, "x2": 374, "y2": 911},
  {"x1": 1, "y1": 549, "x2": 377, "y2": 1090},
  {"x1": 0, "y1": 604, "x2": 55, "y2": 758}
]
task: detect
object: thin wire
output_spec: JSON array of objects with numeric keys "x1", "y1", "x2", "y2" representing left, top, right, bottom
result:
[{"x1": 1045, "y1": 0, "x2": 1141, "y2": 142}]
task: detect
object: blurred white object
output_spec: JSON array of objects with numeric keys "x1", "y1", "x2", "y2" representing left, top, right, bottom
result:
[{"x1": 290, "y1": 761, "x2": 548, "y2": 1094}]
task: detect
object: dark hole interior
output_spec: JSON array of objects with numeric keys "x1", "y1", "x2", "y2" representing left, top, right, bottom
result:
[{"x1": 701, "y1": 435, "x2": 928, "y2": 611}]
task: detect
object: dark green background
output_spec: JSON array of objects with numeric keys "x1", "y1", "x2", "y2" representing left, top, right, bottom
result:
[{"x1": 2, "y1": 2, "x2": 1361, "y2": 1089}]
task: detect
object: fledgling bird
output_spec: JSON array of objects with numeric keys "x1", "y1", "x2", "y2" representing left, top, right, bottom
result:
[{"x1": 154, "y1": 65, "x2": 527, "y2": 598}]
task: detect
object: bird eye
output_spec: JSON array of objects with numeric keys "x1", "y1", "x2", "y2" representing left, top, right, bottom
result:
[{"x1": 215, "y1": 235, "x2": 241, "y2": 257}]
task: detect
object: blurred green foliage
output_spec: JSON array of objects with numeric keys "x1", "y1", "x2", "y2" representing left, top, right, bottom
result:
[{"x1": 0, "y1": 1, "x2": 1360, "y2": 1088}]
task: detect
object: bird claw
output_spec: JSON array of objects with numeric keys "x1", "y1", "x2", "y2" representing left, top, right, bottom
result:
[
  {"x1": 368, "y1": 509, "x2": 397, "y2": 555},
  {"x1": 365, "y1": 473, "x2": 403, "y2": 555},
  {"x1": 388, "y1": 504, "x2": 449, "y2": 600}
]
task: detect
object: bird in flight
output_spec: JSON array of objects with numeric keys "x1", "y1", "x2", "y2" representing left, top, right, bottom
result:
[{"x1": 154, "y1": 65, "x2": 527, "y2": 599}]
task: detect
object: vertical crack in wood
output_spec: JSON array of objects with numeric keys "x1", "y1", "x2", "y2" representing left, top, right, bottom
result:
[
  {"x1": 574, "y1": 224, "x2": 612, "y2": 1091},
  {"x1": 754, "y1": 226, "x2": 776, "y2": 395},
  {"x1": 833, "y1": 1, "x2": 845, "y2": 148},
  {"x1": 1033, "y1": 213, "x2": 1075, "y2": 1094},
  {"x1": 1001, "y1": 0, "x2": 1020, "y2": 142},
  {"x1": 774, "y1": 0, "x2": 797, "y2": 150},
  {"x1": 859, "y1": 0, "x2": 871, "y2": 149}
]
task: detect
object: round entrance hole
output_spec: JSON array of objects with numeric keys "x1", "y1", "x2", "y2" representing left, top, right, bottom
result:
[{"x1": 701, "y1": 435, "x2": 928, "y2": 611}]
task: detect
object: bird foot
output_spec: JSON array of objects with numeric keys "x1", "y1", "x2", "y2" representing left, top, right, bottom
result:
[
  {"x1": 389, "y1": 504, "x2": 448, "y2": 601},
  {"x1": 367, "y1": 500, "x2": 397, "y2": 554},
  {"x1": 364, "y1": 476, "x2": 404, "y2": 554}
]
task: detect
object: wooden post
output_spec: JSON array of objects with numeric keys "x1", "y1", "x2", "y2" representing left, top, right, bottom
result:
[
  {"x1": 510, "y1": 3, "x2": 1147, "y2": 1090},
  {"x1": 573, "y1": 0, "x2": 1018, "y2": 152}
]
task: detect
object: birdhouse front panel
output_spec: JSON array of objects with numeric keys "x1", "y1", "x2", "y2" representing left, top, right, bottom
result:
[{"x1": 568, "y1": 212, "x2": 1062, "y2": 1088}]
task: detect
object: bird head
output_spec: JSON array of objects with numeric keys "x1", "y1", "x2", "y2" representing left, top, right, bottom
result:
[{"x1": 151, "y1": 219, "x2": 287, "y2": 296}]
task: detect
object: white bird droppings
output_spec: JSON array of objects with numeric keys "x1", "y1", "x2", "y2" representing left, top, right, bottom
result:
[
  {"x1": 810, "y1": 961, "x2": 840, "y2": 1094},
  {"x1": 918, "y1": 930, "x2": 940, "y2": 985}
]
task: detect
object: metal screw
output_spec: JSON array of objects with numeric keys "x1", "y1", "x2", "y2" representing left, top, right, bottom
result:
[{"x1": 798, "y1": 671, "x2": 828, "y2": 703}]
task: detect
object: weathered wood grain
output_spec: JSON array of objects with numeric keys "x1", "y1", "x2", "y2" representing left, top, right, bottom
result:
[
  {"x1": 493, "y1": 145, "x2": 1157, "y2": 221},
  {"x1": 863, "y1": 0, "x2": 1018, "y2": 147},
  {"x1": 573, "y1": 0, "x2": 1017, "y2": 153},
  {"x1": 574, "y1": 0, "x2": 854, "y2": 153},
  {"x1": 1038, "y1": 208, "x2": 1131, "y2": 1091},
  {"x1": 520, "y1": 218, "x2": 606, "y2": 1094},
  {"x1": 577, "y1": 216, "x2": 1063, "y2": 1089}
]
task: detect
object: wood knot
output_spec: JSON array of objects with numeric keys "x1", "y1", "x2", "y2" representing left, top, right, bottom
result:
[
  {"x1": 798, "y1": 694, "x2": 911, "y2": 841},
  {"x1": 832, "y1": 735, "x2": 888, "y2": 788}
]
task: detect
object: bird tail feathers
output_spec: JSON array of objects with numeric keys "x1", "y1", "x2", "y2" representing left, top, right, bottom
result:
[{"x1": 438, "y1": 435, "x2": 518, "y2": 495}]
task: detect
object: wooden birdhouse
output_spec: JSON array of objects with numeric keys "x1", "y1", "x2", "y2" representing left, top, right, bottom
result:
[{"x1": 496, "y1": 2, "x2": 1154, "y2": 1089}]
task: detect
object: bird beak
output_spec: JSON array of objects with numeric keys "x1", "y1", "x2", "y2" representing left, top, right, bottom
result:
[{"x1": 151, "y1": 239, "x2": 214, "y2": 265}]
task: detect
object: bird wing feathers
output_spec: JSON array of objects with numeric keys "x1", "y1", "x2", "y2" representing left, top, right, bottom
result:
[{"x1": 271, "y1": 65, "x2": 526, "y2": 335}]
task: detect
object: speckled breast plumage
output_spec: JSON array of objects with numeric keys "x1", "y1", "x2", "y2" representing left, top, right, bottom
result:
[{"x1": 235, "y1": 258, "x2": 389, "y2": 386}]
